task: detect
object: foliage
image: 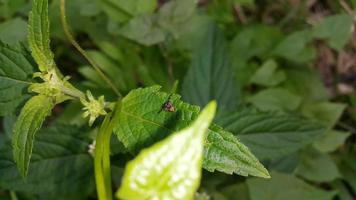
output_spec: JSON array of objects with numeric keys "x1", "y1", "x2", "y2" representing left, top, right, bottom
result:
[{"x1": 0, "y1": 0, "x2": 355, "y2": 199}]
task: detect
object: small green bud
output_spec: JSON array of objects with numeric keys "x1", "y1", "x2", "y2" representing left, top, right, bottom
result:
[{"x1": 80, "y1": 91, "x2": 107, "y2": 126}]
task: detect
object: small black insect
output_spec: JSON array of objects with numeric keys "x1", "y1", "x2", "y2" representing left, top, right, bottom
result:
[{"x1": 159, "y1": 94, "x2": 176, "y2": 113}]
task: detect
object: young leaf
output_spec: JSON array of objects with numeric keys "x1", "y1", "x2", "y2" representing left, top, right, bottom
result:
[
  {"x1": 28, "y1": 0, "x2": 55, "y2": 72},
  {"x1": 12, "y1": 95, "x2": 55, "y2": 177},
  {"x1": 0, "y1": 125, "x2": 94, "y2": 199},
  {"x1": 0, "y1": 42, "x2": 35, "y2": 116},
  {"x1": 216, "y1": 109, "x2": 325, "y2": 161},
  {"x1": 117, "y1": 101, "x2": 217, "y2": 200},
  {"x1": 113, "y1": 86, "x2": 269, "y2": 178},
  {"x1": 182, "y1": 24, "x2": 238, "y2": 110}
]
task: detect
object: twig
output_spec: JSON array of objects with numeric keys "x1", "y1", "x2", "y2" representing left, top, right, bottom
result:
[
  {"x1": 60, "y1": 0, "x2": 122, "y2": 98},
  {"x1": 234, "y1": 4, "x2": 247, "y2": 24}
]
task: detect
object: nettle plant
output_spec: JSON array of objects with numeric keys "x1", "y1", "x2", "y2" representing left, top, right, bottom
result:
[{"x1": 1, "y1": 0, "x2": 271, "y2": 199}]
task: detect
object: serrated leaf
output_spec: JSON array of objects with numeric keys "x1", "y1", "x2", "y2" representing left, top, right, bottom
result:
[
  {"x1": 182, "y1": 24, "x2": 238, "y2": 110},
  {"x1": 12, "y1": 95, "x2": 55, "y2": 177},
  {"x1": 114, "y1": 86, "x2": 269, "y2": 178},
  {"x1": 247, "y1": 171, "x2": 337, "y2": 200},
  {"x1": 28, "y1": 0, "x2": 55, "y2": 71},
  {"x1": 0, "y1": 125, "x2": 94, "y2": 199},
  {"x1": 117, "y1": 101, "x2": 216, "y2": 200},
  {"x1": 216, "y1": 109, "x2": 325, "y2": 161},
  {"x1": 0, "y1": 42, "x2": 35, "y2": 116}
]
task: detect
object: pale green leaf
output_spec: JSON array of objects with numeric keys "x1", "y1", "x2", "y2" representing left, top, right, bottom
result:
[
  {"x1": 119, "y1": 14, "x2": 165, "y2": 46},
  {"x1": 313, "y1": 14, "x2": 353, "y2": 51},
  {"x1": 313, "y1": 130, "x2": 350, "y2": 153},
  {"x1": 117, "y1": 102, "x2": 216, "y2": 200},
  {"x1": 302, "y1": 102, "x2": 346, "y2": 129},
  {"x1": 0, "y1": 125, "x2": 94, "y2": 199},
  {"x1": 295, "y1": 148, "x2": 341, "y2": 182},
  {"x1": 217, "y1": 109, "x2": 325, "y2": 161},
  {"x1": 272, "y1": 30, "x2": 315, "y2": 62},
  {"x1": 250, "y1": 59, "x2": 286, "y2": 87},
  {"x1": 182, "y1": 24, "x2": 239, "y2": 110},
  {"x1": 12, "y1": 95, "x2": 55, "y2": 177},
  {"x1": 114, "y1": 86, "x2": 269, "y2": 178},
  {"x1": 0, "y1": 42, "x2": 35, "y2": 116},
  {"x1": 247, "y1": 88, "x2": 302, "y2": 113},
  {"x1": 101, "y1": 0, "x2": 157, "y2": 23},
  {"x1": 247, "y1": 171, "x2": 337, "y2": 200},
  {"x1": 28, "y1": 0, "x2": 55, "y2": 71}
]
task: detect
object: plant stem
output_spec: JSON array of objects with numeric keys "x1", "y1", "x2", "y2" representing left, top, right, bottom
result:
[{"x1": 59, "y1": 0, "x2": 122, "y2": 98}]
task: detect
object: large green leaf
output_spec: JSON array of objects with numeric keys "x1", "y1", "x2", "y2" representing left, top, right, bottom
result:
[
  {"x1": 28, "y1": 0, "x2": 55, "y2": 72},
  {"x1": 216, "y1": 109, "x2": 325, "y2": 161},
  {"x1": 117, "y1": 102, "x2": 216, "y2": 200},
  {"x1": 0, "y1": 125, "x2": 94, "y2": 199},
  {"x1": 12, "y1": 95, "x2": 55, "y2": 177},
  {"x1": 0, "y1": 42, "x2": 35, "y2": 116},
  {"x1": 182, "y1": 24, "x2": 238, "y2": 110},
  {"x1": 113, "y1": 86, "x2": 269, "y2": 178},
  {"x1": 247, "y1": 171, "x2": 337, "y2": 200}
]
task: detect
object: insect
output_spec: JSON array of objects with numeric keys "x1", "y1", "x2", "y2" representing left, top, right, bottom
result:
[{"x1": 159, "y1": 94, "x2": 176, "y2": 113}]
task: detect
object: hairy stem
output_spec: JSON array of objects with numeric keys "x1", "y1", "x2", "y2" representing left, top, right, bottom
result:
[{"x1": 59, "y1": 0, "x2": 122, "y2": 98}]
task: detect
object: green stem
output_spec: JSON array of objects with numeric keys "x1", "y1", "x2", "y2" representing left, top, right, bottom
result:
[
  {"x1": 59, "y1": 0, "x2": 122, "y2": 98},
  {"x1": 94, "y1": 101, "x2": 122, "y2": 200}
]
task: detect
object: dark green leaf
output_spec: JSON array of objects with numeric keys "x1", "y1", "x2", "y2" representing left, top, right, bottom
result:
[
  {"x1": 0, "y1": 125, "x2": 94, "y2": 199},
  {"x1": 216, "y1": 109, "x2": 325, "y2": 161},
  {"x1": 182, "y1": 24, "x2": 239, "y2": 110},
  {"x1": 0, "y1": 42, "x2": 35, "y2": 116},
  {"x1": 247, "y1": 171, "x2": 337, "y2": 200}
]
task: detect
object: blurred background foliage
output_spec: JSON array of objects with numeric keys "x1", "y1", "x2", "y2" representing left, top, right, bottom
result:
[{"x1": 0, "y1": 0, "x2": 356, "y2": 199}]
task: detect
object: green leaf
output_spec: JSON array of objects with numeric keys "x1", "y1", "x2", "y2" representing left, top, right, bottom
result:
[
  {"x1": 313, "y1": 130, "x2": 350, "y2": 153},
  {"x1": 272, "y1": 30, "x2": 315, "y2": 62},
  {"x1": 247, "y1": 88, "x2": 302, "y2": 113},
  {"x1": 0, "y1": 18, "x2": 27, "y2": 45},
  {"x1": 0, "y1": 125, "x2": 94, "y2": 199},
  {"x1": 250, "y1": 59, "x2": 286, "y2": 87},
  {"x1": 113, "y1": 86, "x2": 269, "y2": 178},
  {"x1": 216, "y1": 109, "x2": 325, "y2": 161},
  {"x1": 295, "y1": 148, "x2": 341, "y2": 182},
  {"x1": 28, "y1": 0, "x2": 55, "y2": 72},
  {"x1": 182, "y1": 24, "x2": 239, "y2": 110},
  {"x1": 119, "y1": 14, "x2": 165, "y2": 46},
  {"x1": 157, "y1": 0, "x2": 198, "y2": 37},
  {"x1": 100, "y1": 0, "x2": 157, "y2": 23},
  {"x1": 0, "y1": 42, "x2": 35, "y2": 116},
  {"x1": 247, "y1": 171, "x2": 337, "y2": 200},
  {"x1": 12, "y1": 95, "x2": 55, "y2": 177},
  {"x1": 302, "y1": 102, "x2": 346, "y2": 129},
  {"x1": 313, "y1": 14, "x2": 353, "y2": 51},
  {"x1": 117, "y1": 102, "x2": 216, "y2": 200}
]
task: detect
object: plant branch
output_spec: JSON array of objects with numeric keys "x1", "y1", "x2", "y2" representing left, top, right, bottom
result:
[{"x1": 59, "y1": 0, "x2": 122, "y2": 98}]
